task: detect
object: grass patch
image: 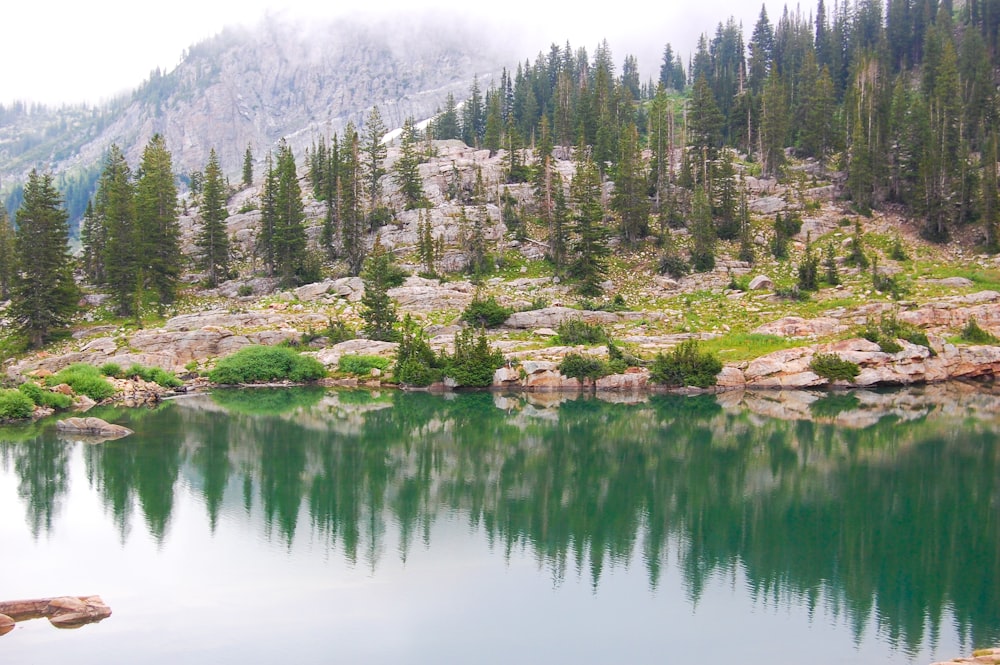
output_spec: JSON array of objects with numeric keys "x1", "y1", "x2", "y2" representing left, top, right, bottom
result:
[
  {"x1": 338, "y1": 354, "x2": 392, "y2": 375},
  {"x1": 699, "y1": 333, "x2": 808, "y2": 362},
  {"x1": 45, "y1": 364, "x2": 116, "y2": 400}
]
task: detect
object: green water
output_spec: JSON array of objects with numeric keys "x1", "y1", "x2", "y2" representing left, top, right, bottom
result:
[{"x1": 1, "y1": 387, "x2": 998, "y2": 664}]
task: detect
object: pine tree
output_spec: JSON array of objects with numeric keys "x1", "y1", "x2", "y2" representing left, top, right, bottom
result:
[
  {"x1": 135, "y1": 134, "x2": 181, "y2": 308},
  {"x1": 360, "y1": 235, "x2": 399, "y2": 341},
  {"x1": 272, "y1": 141, "x2": 307, "y2": 286},
  {"x1": 687, "y1": 75, "x2": 724, "y2": 183},
  {"x1": 823, "y1": 242, "x2": 841, "y2": 285},
  {"x1": 612, "y1": 122, "x2": 649, "y2": 247},
  {"x1": 432, "y1": 93, "x2": 461, "y2": 140},
  {"x1": 394, "y1": 117, "x2": 425, "y2": 210},
  {"x1": 362, "y1": 106, "x2": 388, "y2": 214},
  {"x1": 257, "y1": 152, "x2": 278, "y2": 276},
  {"x1": 983, "y1": 131, "x2": 999, "y2": 252},
  {"x1": 760, "y1": 72, "x2": 789, "y2": 177},
  {"x1": 242, "y1": 144, "x2": 254, "y2": 188},
  {"x1": 321, "y1": 135, "x2": 340, "y2": 261},
  {"x1": 737, "y1": 187, "x2": 755, "y2": 264},
  {"x1": 196, "y1": 149, "x2": 230, "y2": 287},
  {"x1": 9, "y1": 170, "x2": 79, "y2": 348},
  {"x1": 0, "y1": 206, "x2": 14, "y2": 300},
  {"x1": 483, "y1": 92, "x2": 502, "y2": 155},
  {"x1": 340, "y1": 125, "x2": 367, "y2": 275},
  {"x1": 689, "y1": 184, "x2": 716, "y2": 272},
  {"x1": 462, "y1": 76, "x2": 484, "y2": 147},
  {"x1": 568, "y1": 148, "x2": 608, "y2": 296},
  {"x1": 79, "y1": 200, "x2": 105, "y2": 285},
  {"x1": 95, "y1": 144, "x2": 139, "y2": 317}
]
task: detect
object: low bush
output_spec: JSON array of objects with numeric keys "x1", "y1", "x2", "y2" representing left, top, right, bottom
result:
[
  {"x1": 443, "y1": 327, "x2": 504, "y2": 387},
  {"x1": 559, "y1": 354, "x2": 609, "y2": 381},
  {"x1": 45, "y1": 364, "x2": 116, "y2": 401},
  {"x1": 461, "y1": 295, "x2": 512, "y2": 328},
  {"x1": 18, "y1": 381, "x2": 73, "y2": 409},
  {"x1": 860, "y1": 314, "x2": 931, "y2": 353},
  {"x1": 556, "y1": 319, "x2": 607, "y2": 345},
  {"x1": 0, "y1": 389, "x2": 35, "y2": 420},
  {"x1": 394, "y1": 315, "x2": 444, "y2": 387},
  {"x1": 323, "y1": 318, "x2": 356, "y2": 344},
  {"x1": 100, "y1": 363, "x2": 122, "y2": 377},
  {"x1": 208, "y1": 346, "x2": 327, "y2": 384},
  {"x1": 809, "y1": 353, "x2": 860, "y2": 382},
  {"x1": 338, "y1": 354, "x2": 391, "y2": 375},
  {"x1": 649, "y1": 340, "x2": 722, "y2": 388},
  {"x1": 960, "y1": 318, "x2": 998, "y2": 344},
  {"x1": 122, "y1": 364, "x2": 184, "y2": 388},
  {"x1": 659, "y1": 252, "x2": 690, "y2": 279}
]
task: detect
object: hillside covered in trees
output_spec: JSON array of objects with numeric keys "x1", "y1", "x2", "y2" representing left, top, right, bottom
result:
[{"x1": 3, "y1": 0, "x2": 1000, "y2": 387}]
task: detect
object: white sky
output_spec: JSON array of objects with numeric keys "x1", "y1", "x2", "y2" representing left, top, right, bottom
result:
[{"x1": 1, "y1": 1, "x2": 791, "y2": 106}]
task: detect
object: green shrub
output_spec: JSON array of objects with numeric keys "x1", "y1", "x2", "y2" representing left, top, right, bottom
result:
[
  {"x1": 960, "y1": 317, "x2": 999, "y2": 344},
  {"x1": 559, "y1": 353, "x2": 609, "y2": 381},
  {"x1": 556, "y1": 319, "x2": 608, "y2": 345},
  {"x1": 461, "y1": 295, "x2": 512, "y2": 328},
  {"x1": 237, "y1": 284, "x2": 254, "y2": 297},
  {"x1": 100, "y1": 363, "x2": 122, "y2": 377},
  {"x1": 394, "y1": 315, "x2": 444, "y2": 386},
  {"x1": 18, "y1": 381, "x2": 72, "y2": 409},
  {"x1": 0, "y1": 389, "x2": 35, "y2": 420},
  {"x1": 46, "y1": 364, "x2": 116, "y2": 400},
  {"x1": 323, "y1": 318, "x2": 356, "y2": 344},
  {"x1": 659, "y1": 252, "x2": 689, "y2": 279},
  {"x1": 121, "y1": 364, "x2": 183, "y2": 388},
  {"x1": 861, "y1": 314, "x2": 930, "y2": 353},
  {"x1": 649, "y1": 340, "x2": 722, "y2": 388},
  {"x1": 208, "y1": 346, "x2": 327, "y2": 384},
  {"x1": 809, "y1": 353, "x2": 860, "y2": 382},
  {"x1": 443, "y1": 327, "x2": 504, "y2": 387},
  {"x1": 338, "y1": 354, "x2": 391, "y2": 375}
]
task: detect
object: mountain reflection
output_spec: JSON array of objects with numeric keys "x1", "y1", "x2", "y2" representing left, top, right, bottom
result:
[{"x1": 1, "y1": 386, "x2": 998, "y2": 651}]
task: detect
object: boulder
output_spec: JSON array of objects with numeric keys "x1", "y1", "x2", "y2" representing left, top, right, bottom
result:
[
  {"x1": 923, "y1": 276, "x2": 975, "y2": 288},
  {"x1": 55, "y1": 418, "x2": 133, "y2": 440},
  {"x1": 313, "y1": 340, "x2": 400, "y2": 368},
  {"x1": 503, "y1": 306, "x2": 642, "y2": 329},
  {"x1": 492, "y1": 366, "x2": 520, "y2": 386},
  {"x1": 595, "y1": 369, "x2": 649, "y2": 391},
  {"x1": 748, "y1": 275, "x2": 775, "y2": 291},
  {"x1": 0, "y1": 614, "x2": 13, "y2": 636},
  {"x1": 750, "y1": 195, "x2": 786, "y2": 215},
  {"x1": 754, "y1": 316, "x2": 847, "y2": 338}
]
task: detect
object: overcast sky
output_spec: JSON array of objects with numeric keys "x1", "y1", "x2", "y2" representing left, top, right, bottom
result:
[{"x1": 2, "y1": 0, "x2": 792, "y2": 106}]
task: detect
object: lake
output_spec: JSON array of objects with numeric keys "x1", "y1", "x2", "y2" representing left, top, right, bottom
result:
[{"x1": 1, "y1": 386, "x2": 998, "y2": 664}]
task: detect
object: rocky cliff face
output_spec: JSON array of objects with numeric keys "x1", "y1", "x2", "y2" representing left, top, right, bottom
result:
[{"x1": 1, "y1": 13, "x2": 512, "y2": 185}]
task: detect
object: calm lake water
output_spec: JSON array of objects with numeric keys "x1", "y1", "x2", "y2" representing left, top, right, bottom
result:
[{"x1": 1, "y1": 386, "x2": 998, "y2": 664}]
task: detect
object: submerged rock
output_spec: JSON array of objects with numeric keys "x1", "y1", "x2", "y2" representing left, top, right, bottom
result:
[{"x1": 55, "y1": 418, "x2": 133, "y2": 441}]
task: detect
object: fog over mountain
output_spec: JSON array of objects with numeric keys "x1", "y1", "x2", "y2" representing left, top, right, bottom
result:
[{"x1": 0, "y1": 12, "x2": 515, "y2": 207}]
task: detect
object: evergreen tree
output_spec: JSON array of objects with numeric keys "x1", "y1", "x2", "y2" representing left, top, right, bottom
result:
[
  {"x1": 258, "y1": 152, "x2": 279, "y2": 276},
  {"x1": 196, "y1": 149, "x2": 230, "y2": 287},
  {"x1": 483, "y1": 92, "x2": 502, "y2": 155},
  {"x1": 9, "y1": 170, "x2": 78, "y2": 348},
  {"x1": 687, "y1": 75, "x2": 724, "y2": 183},
  {"x1": 983, "y1": 131, "x2": 999, "y2": 252},
  {"x1": 340, "y1": 125, "x2": 367, "y2": 275},
  {"x1": 689, "y1": 184, "x2": 716, "y2": 272},
  {"x1": 760, "y1": 72, "x2": 789, "y2": 177},
  {"x1": 394, "y1": 117, "x2": 425, "y2": 210},
  {"x1": 0, "y1": 206, "x2": 14, "y2": 300},
  {"x1": 79, "y1": 200, "x2": 105, "y2": 285},
  {"x1": 433, "y1": 93, "x2": 461, "y2": 140},
  {"x1": 797, "y1": 238, "x2": 820, "y2": 291},
  {"x1": 823, "y1": 242, "x2": 841, "y2": 285},
  {"x1": 95, "y1": 144, "x2": 139, "y2": 317},
  {"x1": 321, "y1": 135, "x2": 340, "y2": 261},
  {"x1": 713, "y1": 149, "x2": 740, "y2": 240},
  {"x1": 568, "y1": 148, "x2": 608, "y2": 296},
  {"x1": 360, "y1": 235, "x2": 399, "y2": 341},
  {"x1": 362, "y1": 106, "x2": 388, "y2": 214},
  {"x1": 242, "y1": 144, "x2": 254, "y2": 188},
  {"x1": 462, "y1": 76, "x2": 484, "y2": 147},
  {"x1": 135, "y1": 134, "x2": 181, "y2": 308},
  {"x1": 612, "y1": 122, "x2": 649, "y2": 247},
  {"x1": 272, "y1": 141, "x2": 307, "y2": 286},
  {"x1": 737, "y1": 187, "x2": 755, "y2": 264}
]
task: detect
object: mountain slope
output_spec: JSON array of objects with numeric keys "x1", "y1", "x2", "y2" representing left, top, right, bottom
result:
[{"x1": 0, "y1": 13, "x2": 514, "y2": 210}]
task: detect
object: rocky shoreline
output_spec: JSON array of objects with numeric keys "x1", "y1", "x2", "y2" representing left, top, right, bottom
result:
[{"x1": 7, "y1": 284, "x2": 1000, "y2": 406}]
